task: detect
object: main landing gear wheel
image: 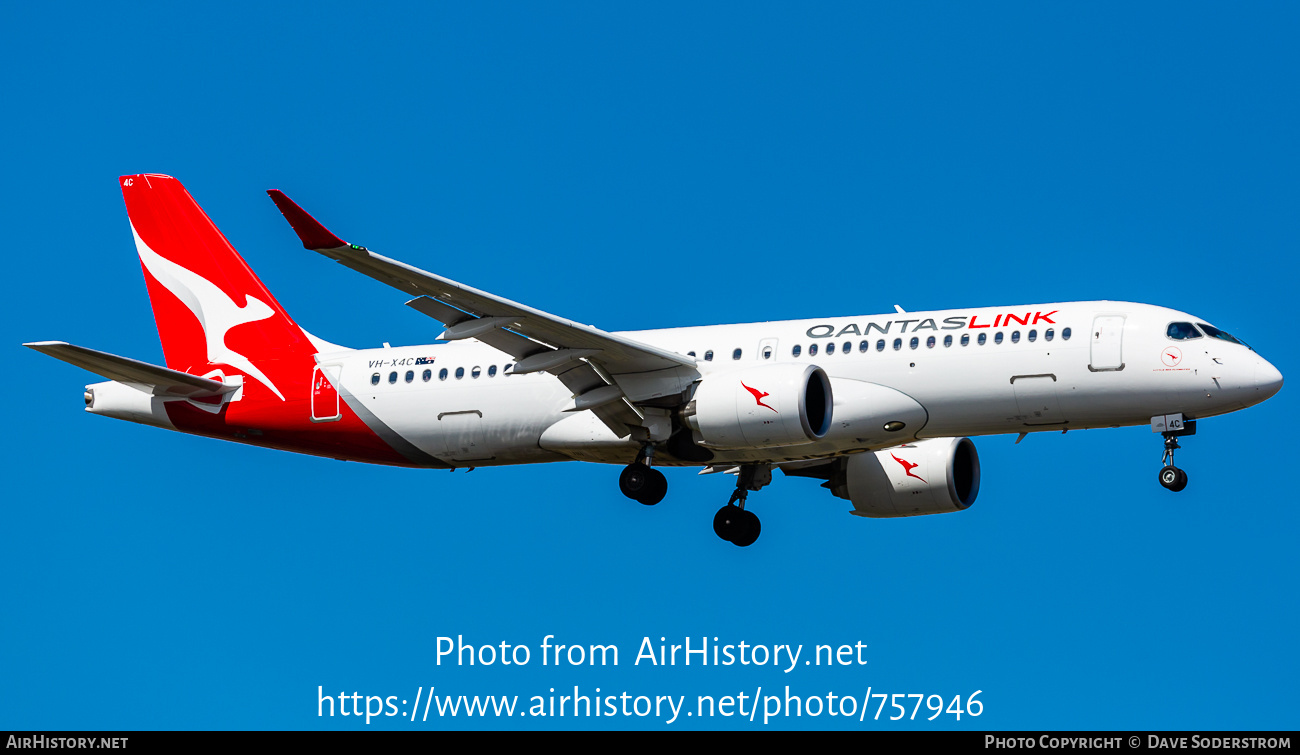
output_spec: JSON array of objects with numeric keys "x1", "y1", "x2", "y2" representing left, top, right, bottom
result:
[
  {"x1": 619, "y1": 464, "x2": 667, "y2": 505},
  {"x1": 713, "y1": 464, "x2": 771, "y2": 547},
  {"x1": 713, "y1": 506, "x2": 760, "y2": 547},
  {"x1": 1159, "y1": 465, "x2": 1188, "y2": 492}
]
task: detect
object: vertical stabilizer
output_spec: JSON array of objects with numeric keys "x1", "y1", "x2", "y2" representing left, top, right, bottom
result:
[{"x1": 120, "y1": 174, "x2": 316, "y2": 401}]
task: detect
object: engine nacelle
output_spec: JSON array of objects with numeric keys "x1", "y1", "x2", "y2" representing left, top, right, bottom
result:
[
  {"x1": 830, "y1": 437, "x2": 980, "y2": 517},
  {"x1": 683, "y1": 364, "x2": 832, "y2": 449}
]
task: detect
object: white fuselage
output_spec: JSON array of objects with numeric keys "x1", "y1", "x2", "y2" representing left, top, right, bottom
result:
[{"x1": 323, "y1": 301, "x2": 1281, "y2": 467}]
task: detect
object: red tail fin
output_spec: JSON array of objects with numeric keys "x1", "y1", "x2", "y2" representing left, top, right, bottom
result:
[{"x1": 120, "y1": 174, "x2": 315, "y2": 401}]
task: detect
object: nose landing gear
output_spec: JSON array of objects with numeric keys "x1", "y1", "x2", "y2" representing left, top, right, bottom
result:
[
  {"x1": 713, "y1": 464, "x2": 771, "y2": 547},
  {"x1": 1155, "y1": 416, "x2": 1196, "y2": 492}
]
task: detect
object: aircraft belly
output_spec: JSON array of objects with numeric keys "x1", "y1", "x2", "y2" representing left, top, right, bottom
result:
[{"x1": 347, "y1": 374, "x2": 572, "y2": 465}]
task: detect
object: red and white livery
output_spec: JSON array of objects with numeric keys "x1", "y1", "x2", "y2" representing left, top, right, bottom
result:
[{"x1": 26, "y1": 175, "x2": 1284, "y2": 546}]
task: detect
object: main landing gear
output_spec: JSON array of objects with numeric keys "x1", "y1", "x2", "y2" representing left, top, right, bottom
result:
[
  {"x1": 713, "y1": 465, "x2": 771, "y2": 548},
  {"x1": 1156, "y1": 419, "x2": 1196, "y2": 493},
  {"x1": 619, "y1": 445, "x2": 667, "y2": 506}
]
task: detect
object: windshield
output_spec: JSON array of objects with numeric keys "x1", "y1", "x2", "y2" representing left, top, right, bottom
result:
[
  {"x1": 1197, "y1": 322, "x2": 1251, "y2": 350},
  {"x1": 1166, "y1": 322, "x2": 1202, "y2": 340}
]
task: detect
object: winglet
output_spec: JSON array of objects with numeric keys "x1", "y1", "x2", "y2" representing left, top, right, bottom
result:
[{"x1": 266, "y1": 190, "x2": 349, "y2": 250}]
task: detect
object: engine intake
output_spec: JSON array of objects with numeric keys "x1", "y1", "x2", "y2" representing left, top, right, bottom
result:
[
  {"x1": 682, "y1": 364, "x2": 833, "y2": 449},
  {"x1": 830, "y1": 437, "x2": 980, "y2": 517}
]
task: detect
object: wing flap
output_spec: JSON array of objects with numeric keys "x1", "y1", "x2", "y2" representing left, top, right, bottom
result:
[{"x1": 24, "y1": 341, "x2": 236, "y2": 398}]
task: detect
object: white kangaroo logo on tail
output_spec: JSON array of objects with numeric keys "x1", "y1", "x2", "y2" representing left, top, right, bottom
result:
[{"x1": 131, "y1": 223, "x2": 287, "y2": 400}]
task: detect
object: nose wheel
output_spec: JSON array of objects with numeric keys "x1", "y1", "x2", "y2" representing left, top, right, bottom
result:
[{"x1": 1159, "y1": 464, "x2": 1188, "y2": 492}]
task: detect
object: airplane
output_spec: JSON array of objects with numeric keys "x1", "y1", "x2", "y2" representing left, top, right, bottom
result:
[{"x1": 25, "y1": 175, "x2": 1284, "y2": 547}]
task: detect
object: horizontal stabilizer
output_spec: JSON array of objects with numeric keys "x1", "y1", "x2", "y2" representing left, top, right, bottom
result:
[{"x1": 24, "y1": 341, "x2": 237, "y2": 397}]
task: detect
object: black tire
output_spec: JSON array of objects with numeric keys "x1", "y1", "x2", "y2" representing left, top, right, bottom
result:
[
  {"x1": 713, "y1": 505, "x2": 739, "y2": 542},
  {"x1": 619, "y1": 464, "x2": 650, "y2": 500},
  {"x1": 638, "y1": 468, "x2": 668, "y2": 506},
  {"x1": 1159, "y1": 465, "x2": 1188, "y2": 492},
  {"x1": 731, "y1": 509, "x2": 761, "y2": 547}
]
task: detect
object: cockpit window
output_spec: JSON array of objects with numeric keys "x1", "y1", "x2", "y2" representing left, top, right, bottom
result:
[
  {"x1": 1198, "y1": 323, "x2": 1249, "y2": 349},
  {"x1": 1166, "y1": 322, "x2": 1202, "y2": 340}
]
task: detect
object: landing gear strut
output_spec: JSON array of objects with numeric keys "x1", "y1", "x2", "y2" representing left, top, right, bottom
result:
[
  {"x1": 713, "y1": 465, "x2": 770, "y2": 547},
  {"x1": 620, "y1": 444, "x2": 667, "y2": 505},
  {"x1": 1155, "y1": 416, "x2": 1200, "y2": 492}
]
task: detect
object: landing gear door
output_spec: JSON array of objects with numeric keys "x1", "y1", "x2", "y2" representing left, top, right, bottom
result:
[
  {"x1": 311, "y1": 364, "x2": 342, "y2": 422},
  {"x1": 1089, "y1": 315, "x2": 1126, "y2": 372}
]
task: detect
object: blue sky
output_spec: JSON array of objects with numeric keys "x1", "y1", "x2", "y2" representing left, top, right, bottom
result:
[{"x1": 2, "y1": 2, "x2": 1297, "y2": 730}]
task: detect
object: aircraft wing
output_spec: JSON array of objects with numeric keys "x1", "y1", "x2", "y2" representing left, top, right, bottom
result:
[
  {"x1": 24, "y1": 341, "x2": 237, "y2": 398},
  {"x1": 268, "y1": 190, "x2": 700, "y2": 438}
]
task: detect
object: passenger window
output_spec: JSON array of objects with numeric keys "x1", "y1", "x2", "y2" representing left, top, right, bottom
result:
[
  {"x1": 909, "y1": 337, "x2": 919, "y2": 349},
  {"x1": 405, "y1": 370, "x2": 414, "y2": 383},
  {"x1": 994, "y1": 332, "x2": 1004, "y2": 345},
  {"x1": 371, "y1": 373, "x2": 380, "y2": 386},
  {"x1": 859, "y1": 340, "x2": 869, "y2": 353},
  {"x1": 732, "y1": 348, "x2": 742, "y2": 360},
  {"x1": 488, "y1": 365, "x2": 497, "y2": 377},
  {"x1": 1011, "y1": 331, "x2": 1020, "y2": 343},
  {"x1": 388, "y1": 371, "x2": 398, "y2": 384},
  {"x1": 893, "y1": 338, "x2": 902, "y2": 351},
  {"x1": 504, "y1": 364, "x2": 513, "y2": 374},
  {"x1": 876, "y1": 339, "x2": 885, "y2": 352},
  {"x1": 455, "y1": 367, "x2": 465, "y2": 379},
  {"x1": 943, "y1": 335, "x2": 952, "y2": 347},
  {"x1": 927, "y1": 336, "x2": 936, "y2": 348},
  {"x1": 439, "y1": 368, "x2": 448, "y2": 381},
  {"x1": 1045, "y1": 329, "x2": 1055, "y2": 341},
  {"x1": 471, "y1": 366, "x2": 481, "y2": 378},
  {"x1": 961, "y1": 334, "x2": 970, "y2": 346},
  {"x1": 422, "y1": 369, "x2": 431, "y2": 382},
  {"x1": 826, "y1": 342, "x2": 836, "y2": 355},
  {"x1": 688, "y1": 351, "x2": 696, "y2": 357},
  {"x1": 1028, "y1": 329, "x2": 1037, "y2": 342},
  {"x1": 809, "y1": 344, "x2": 818, "y2": 356},
  {"x1": 1062, "y1": 327, "x2": 1072, "y2": 340},
  {"x1": 792, "y1": 345, "x2": 802, "y2": 357},
  {"x1": 978, "y1": 333, "x2": 987, "y2": 345},
  {"x1": 842, "y1": 341, "x2": 851, "y2": 353},
  {"x1": 762, "y1": 347, "x2": 772, "y2": 359},
  {"x1": 705, "y1": 350, "x2": 714, "y2": 361}
]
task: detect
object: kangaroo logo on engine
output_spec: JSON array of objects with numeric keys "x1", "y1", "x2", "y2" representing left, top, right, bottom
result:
[
  {"x1": 741, "y1": 382, "x2": 777, "y2": 412},
  {"x1": 891, "y1": 453, "x2": 925, "y2": 482}
]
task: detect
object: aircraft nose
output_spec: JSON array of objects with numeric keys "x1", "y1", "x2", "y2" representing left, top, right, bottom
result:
[{"x1": 1255, "y1": 358, "x2": 1283, "y2": 400}]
